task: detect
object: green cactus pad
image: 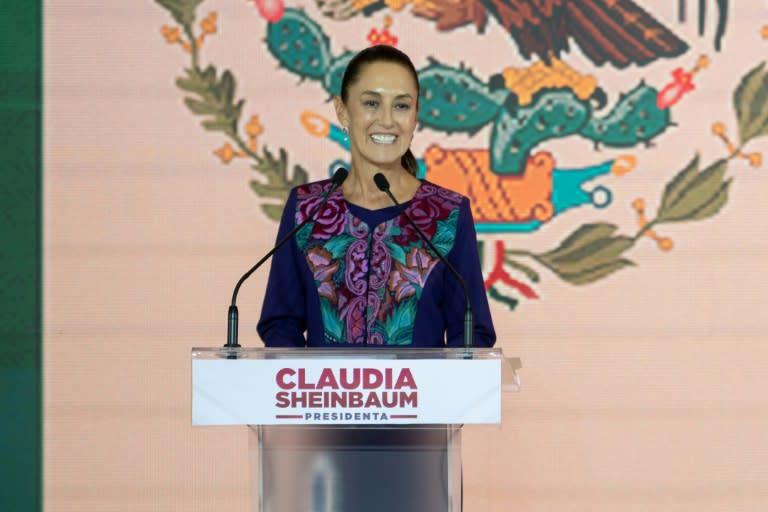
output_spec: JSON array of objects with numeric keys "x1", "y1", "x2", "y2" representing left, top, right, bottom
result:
[
  {"x1": 418, "y1": 59, "x2": 508, "y2": 135},
  {"x1": 490, "y1": 89, "x2": 591, "y2": 175},
  {"x1": 323, "y1": 51, "x2": 356, "y2": 97},
  {"x1": 581, "y1": 82, "x2": 670, "y2": 148},
  {"x1": 266, "y1": 8, "x2": 332, "y2": 82}
]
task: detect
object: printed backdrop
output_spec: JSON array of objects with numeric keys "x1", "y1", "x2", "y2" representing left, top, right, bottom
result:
[{"x1": 44, "y1": 1, "x2": 768, "y2": 511}]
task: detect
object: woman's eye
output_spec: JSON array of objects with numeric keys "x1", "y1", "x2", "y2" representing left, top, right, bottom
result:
[
  {"x1": 364, "y1": 100, "x2": 378, "y2": 108},
  {"x1": 396, "y1": 103, "x2": 411, "y2": 110}
]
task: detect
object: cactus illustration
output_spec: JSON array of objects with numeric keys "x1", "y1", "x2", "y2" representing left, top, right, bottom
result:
[
  {"x1": 489, "y1": 82, "x2": 674, "y2": 175},
  {"x1": 581, "y1": 82, "x2": 672, "y2": 148},
  {"x1": 322, "y1": 51, "x2": 355, "y2": 97},
  {"x1": 266, "y1": 8, "x2": 332, "y2": 82},
  {"x1": 418, "y1": 58, "x2": 509, "y2": 135},
  {"x1": 490, "y1": 90, "x2": 591, "y2": 175},
  {"x1": 264, "y1": 8, "x2": 678, "y2": 175}
]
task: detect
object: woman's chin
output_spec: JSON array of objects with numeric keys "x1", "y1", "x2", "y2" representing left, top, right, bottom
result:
[{"x1": 357, "y1": 149, "x2": 405, "y2": 169}]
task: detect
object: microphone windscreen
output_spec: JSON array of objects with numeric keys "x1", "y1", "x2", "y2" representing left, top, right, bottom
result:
[
  {"x1": 373, "y1": 172, "x2": 390, "y2": 192},
  {"x1": 332, "y1": 167, "x2": 349, "y2": 186}
]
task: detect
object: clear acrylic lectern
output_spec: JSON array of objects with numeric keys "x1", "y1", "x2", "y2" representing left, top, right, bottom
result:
[{"x1": 192, "y1": 347, "x2": 520, "y2": 512}]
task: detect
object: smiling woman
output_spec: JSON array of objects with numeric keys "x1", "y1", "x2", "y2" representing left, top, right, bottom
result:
[
  {"x1": 257, "y1": 45, "x2": 496, "y2": 349},
  {"x1": 334, "y1": 46, "x2": 421, "y2": 210}
]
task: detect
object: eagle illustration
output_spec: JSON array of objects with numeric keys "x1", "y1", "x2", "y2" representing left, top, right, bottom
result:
[{"x1": 317, "y1": 0, "x2": 689, "y2": 69}]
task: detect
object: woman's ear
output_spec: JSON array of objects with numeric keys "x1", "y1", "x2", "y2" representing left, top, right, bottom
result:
[{"x1": 333, "y1": 96, "x2": 348, "y2": 129}]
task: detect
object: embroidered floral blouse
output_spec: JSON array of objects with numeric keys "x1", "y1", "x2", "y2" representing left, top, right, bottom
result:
[{"x1": 257, "y1": 179, "x2": 496, "y2": 347}]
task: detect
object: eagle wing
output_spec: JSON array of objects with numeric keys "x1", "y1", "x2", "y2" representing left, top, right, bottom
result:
[{"x1": 481, "y1": 0, "x2": 688, "y2": 67}]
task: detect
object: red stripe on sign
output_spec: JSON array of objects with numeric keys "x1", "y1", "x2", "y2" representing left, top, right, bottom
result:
[
  {"x1": 275, "y1": 415, "x2": 304, "y2": 419},
  {"x1": 390, "y1": 415, "x2": 418, "y2": 419}
]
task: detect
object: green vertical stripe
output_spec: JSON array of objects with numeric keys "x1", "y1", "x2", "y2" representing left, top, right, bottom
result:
[{"x1": 0, "y1": 1, "x2": 42, "y2": 511}]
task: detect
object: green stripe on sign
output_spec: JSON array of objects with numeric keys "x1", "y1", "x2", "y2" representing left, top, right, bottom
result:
[{"x1": 0, "y1": 1, "x2": 42, "y2": 511}]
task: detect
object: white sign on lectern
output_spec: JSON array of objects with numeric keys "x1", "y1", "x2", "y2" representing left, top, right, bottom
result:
[{"x1": 192, "y1": 347, "x2": 520, "y2": 426}]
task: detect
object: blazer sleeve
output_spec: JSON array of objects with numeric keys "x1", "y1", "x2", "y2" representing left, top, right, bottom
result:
[
  {"x1": 256, "y1": 189, "x2": 308, "y2": 347},
  {"x1": 444, "y1": 198, "x2": 497, "y2": 348}
]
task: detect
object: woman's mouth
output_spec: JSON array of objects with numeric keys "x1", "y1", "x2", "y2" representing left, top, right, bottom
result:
[{"x1": 370, "y1": 134, "x2": 397, "y2": 144}]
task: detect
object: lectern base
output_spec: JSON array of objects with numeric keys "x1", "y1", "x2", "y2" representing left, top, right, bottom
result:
[{"x1": 249, "y1": 425, "x2": 463, "y2": 512}]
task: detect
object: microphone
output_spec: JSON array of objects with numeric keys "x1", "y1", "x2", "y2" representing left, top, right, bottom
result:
[
  {"x1": 225, "y1": 168, "x2": 349, "y2": 350},
  {"x1": 373, "y1": 173, "x2": 474, "y2": 349}
]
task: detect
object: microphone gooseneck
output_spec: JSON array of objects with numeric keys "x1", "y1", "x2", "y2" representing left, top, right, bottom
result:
[
  {"x1": 373, "y1": 172, "x2": 475, "y2": 349},
  {"x1": 225, "y1": 168, "x2": 349, "y2": 349}
]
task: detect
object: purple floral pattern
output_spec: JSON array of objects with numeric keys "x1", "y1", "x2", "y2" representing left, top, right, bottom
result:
[
  {"x1": 296, "y1": 183, "x2": 348, "y2": 240},
  {"x1": 306, "y1": 247, "x2": 339, "y2": 303},
  {"x1": 345, "y1": 238, "x2": 370, "y2": 296},
  {"x1": 387, "y1": 247, "x2": 435, "y2": 302},
  {"x1": 295, "y1": 180, "x2": 462, "y2": 345}
]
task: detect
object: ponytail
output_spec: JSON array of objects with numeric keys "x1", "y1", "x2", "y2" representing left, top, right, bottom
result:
[{"x1": 401, "y1": 148, "x2": 418, "y2": 176}]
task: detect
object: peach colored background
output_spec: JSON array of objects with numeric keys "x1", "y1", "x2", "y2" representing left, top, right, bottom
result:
[{"x1": 44, "y1": 1, "x2": 768, "y2": 511}]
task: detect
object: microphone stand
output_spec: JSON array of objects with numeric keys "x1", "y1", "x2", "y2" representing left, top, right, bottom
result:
[
  {"x1": 373, "y1": 173, "x2": 474, "y2": 349},
  {"x1": 224, "y1": 168, "x2": 349, "y2": 352}
]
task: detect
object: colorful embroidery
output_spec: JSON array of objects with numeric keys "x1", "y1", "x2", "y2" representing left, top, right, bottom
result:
[{"x1": 295, "y1": 181, "x2": 462, "y2": 345}]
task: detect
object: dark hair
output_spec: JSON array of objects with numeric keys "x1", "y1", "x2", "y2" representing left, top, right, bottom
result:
[{"x1": 340, "y1": 45, "x2": 420, "y2": 176}]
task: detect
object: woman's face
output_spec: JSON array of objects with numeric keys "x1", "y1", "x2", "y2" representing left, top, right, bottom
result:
[{"x1": 335, "y1": 60, "x2": 419, "y2": 171}]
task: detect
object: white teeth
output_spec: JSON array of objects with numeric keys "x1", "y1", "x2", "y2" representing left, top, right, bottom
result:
[{"x1": 371, "y1": 134, "x2": 396, "y2": 144}]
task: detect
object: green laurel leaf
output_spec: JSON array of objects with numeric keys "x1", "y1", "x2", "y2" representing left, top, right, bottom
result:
[
  {"x1": 259, "y1": 203, "x2": 285, "y2": 222},
  {"x1": 176, "y1": 73, "x2": 208, "y2": 94},
  {"x1": 540, "y1": 234, "x2": 633, "y2": 273},
  {"x1": 201, "y1": 118, "x2": 235, "y2": 133},
  {"x1": 184, "y1": 97, "x2": 218, "y2": 115},
  {"x1": 734, "y1": 62, "x2": 768, "y2": 144},
  {"x1": 249, "y1": 146, "x2": 308, "y2": 210},
  {"x1": 486, "y1": 287, "x2": 519, "y2": 311},
  {"x1": 291, "y1": 166, "x2": 309, "y2": 187},
  {"x1": 683, "y1": 179, "x2": 731, "y2": 221},
  {"x1": 535, "y1": 225, "x2": 636, "y2": 285},
  {"x1": 657, "y1": 159, "x2": 728, "y2": 222},
  {"x1": 558, "y1": 259, "x2": 635, "y2": 286},
  {"x1": 220, "y1": 70, "x2": 235, "y2": 105},
  {"x1": 538, "y1": 223, "x2": 619, "y2": 261},
  {"x1": 250, "y1": 181, "x2": 287, "y2": 196},
  {"x1": 177, "y1": 65, "x2": 242, "y2": 135},
  {"x1": 503, "y1": 257, "x2": 540, "y2": 283},
  {"x1": 155, "y1": 0, "x2": 204, "y2": 27},
  {"x1": 659, "y1": 154, "x2": 700, "y2": 213}
]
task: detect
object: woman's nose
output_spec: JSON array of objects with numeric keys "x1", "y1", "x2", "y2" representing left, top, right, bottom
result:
[{"x1": 378, "y1": 106, "x2": 394, "y2": 126}]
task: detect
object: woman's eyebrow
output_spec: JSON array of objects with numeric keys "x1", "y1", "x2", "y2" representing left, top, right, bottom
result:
[{"x1": 360, "y1": 90, "x2": 414, "y2": 100}]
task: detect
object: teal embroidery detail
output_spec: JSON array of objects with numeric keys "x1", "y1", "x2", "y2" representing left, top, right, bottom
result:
[{"x1": 296, "y1": 181, "x2": 463, "y2": 344}]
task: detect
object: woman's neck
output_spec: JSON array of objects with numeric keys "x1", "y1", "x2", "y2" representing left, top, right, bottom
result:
[{"x1": 342, "y1": 162, "x2": 420, "y2": 210}]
